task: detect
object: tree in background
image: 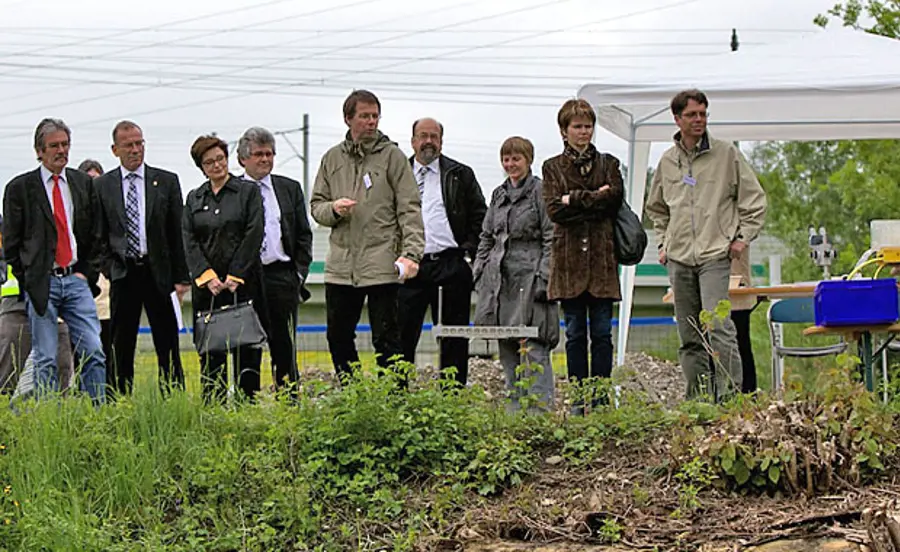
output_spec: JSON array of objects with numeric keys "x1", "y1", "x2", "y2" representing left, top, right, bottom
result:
[
  {"x1": 750, "y1": 0, "x2": 900, "y2": 282},
  {"x1": 814, "y1": 0, "x2": 899, "y2": 36}
]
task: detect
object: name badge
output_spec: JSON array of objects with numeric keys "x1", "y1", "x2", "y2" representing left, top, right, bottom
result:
[
  {"x1": 363, "y1": 173, "x2": 373, "y2": 190},
  {"x1": 683, "y1": 175, "x2": 697, "y2": 186}
]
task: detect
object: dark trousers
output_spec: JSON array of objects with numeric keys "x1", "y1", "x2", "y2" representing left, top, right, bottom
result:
[
  {"x1": 194, "y1": 288, "x2": 264, "y2": 403},
  {"x1": 561, "y1": 293, "x2": 614, "y2": 382},
  {"x1": 397, "y1": 252, "x2": 472, "y2": 385},
  {"x1": 709, "y1": 309, "x2": 756, "y2": 393},
  {"x1": 325, "y1": 283, "x2": 402, "y2": 382},
  {"x1": 262, "y1": 262, "x2": 300, "y2": 389},
  {"x1": 100, "y1": 318, "x2": 112, "y2": 373},
  {"x1": 109, "y1": 260, "x2": 184, "y2": 396}
]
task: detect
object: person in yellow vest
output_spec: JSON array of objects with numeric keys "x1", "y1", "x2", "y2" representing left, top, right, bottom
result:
[{"x1": 0, "y1": 253, "x2": 75, "y2": 395}]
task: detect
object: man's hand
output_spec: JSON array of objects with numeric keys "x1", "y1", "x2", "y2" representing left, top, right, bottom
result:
[
  {"x1": 658, "y1": 249, "x2": 667, "y2": 265},
  {"x1": 332, "y1": 197, "x2": 357, "y2": 217},
  {"x1": 74, "y1": 272, "x2": 87, "y2": 281},
  {"x1": 208, "y1": 277, "x2": 225, "y2": 296},
  {"x1": 175, "y1": 283, "x2": 191, "y2": 302},
  {"x1": 224, "y1": 276, "x2": 241, "y2": 293},
  {"x1": 730, "y1": 240, "x2": 748, "y2": 259},
  {"x1": 396, "y1": 257, "x2": 419, "y2": 280},
  {"x1": 561, "y1": 194, "x2": 570, "y2": 206}
]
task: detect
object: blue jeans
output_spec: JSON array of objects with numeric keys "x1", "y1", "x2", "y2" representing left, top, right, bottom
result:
[
  {"x1": 27, "y1": 274, "x2": 106, "y2": 403},
  {"x1": 561, "y1": 293, "x2": 614, "y2": 382}
]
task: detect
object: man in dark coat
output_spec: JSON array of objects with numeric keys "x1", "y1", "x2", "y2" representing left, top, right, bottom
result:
[{"x1": 398, "y1": 117, "x2": 487, "y2": 386}]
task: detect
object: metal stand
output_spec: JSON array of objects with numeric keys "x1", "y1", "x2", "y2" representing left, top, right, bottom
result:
[{"x1": 433, "y1": 286, "x2": 539, "y2": 373}]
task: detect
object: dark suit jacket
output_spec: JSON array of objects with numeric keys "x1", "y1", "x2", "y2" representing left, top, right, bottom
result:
[
  {"x1": 409, "y1": 155, "x2": 487, "y2": 258},
  {"x1": 94, "y1": 164, "x2": 190, "y2": 297},
  {"x1": 2, "y1": 167, "x2": 100, "y2": 316},
  {"x1": 269, "y1": 174, "x2": 313, "y2": 302}
]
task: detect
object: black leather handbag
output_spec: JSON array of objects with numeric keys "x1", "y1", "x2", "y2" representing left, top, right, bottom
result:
[
  {"x1": 193, "y1": 296, "x2": 267, "y2": 355},
  {"x1": 614, "y1": 200, "x2": 648, "y2": 266}
]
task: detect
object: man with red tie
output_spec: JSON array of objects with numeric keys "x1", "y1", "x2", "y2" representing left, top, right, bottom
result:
[{"x1": 2, "y1": 118, "x2": 106, "y2": 403}]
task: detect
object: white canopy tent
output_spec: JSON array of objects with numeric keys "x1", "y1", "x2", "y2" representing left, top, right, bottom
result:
[{"x1": 577, "y1": 28, "x2": 900, "y2": 366}]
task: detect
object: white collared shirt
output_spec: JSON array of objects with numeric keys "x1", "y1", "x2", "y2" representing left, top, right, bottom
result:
[
  {"x1": 243, "y1": 173, "x2": 289, "y2": 265},
  {"x1": 120, "y1": 163, "x2": 148, "y2": 255},
  {"x1": 413, "y1": 158, "x2": 457, "y2": 255},
  {"x1": 39, "y1": 164, "x2": 78, "y2": 267}
]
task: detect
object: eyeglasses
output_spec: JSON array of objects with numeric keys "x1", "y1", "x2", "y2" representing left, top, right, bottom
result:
[
  {"x1": 250, "y1": 150, "x2": 274, "y2": 159},
  {"x1": 202, "y1": 154, "x2": 227, "y2": 168}
]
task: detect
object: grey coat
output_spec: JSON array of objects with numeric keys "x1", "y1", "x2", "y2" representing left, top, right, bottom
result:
[{"x1": 473, "y1": 174, "x2": 560, "y2": 347}]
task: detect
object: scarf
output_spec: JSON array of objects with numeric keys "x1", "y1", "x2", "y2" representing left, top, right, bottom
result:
[{"x1": 563, "y1": 142, "x2": 598, "y2": 177}]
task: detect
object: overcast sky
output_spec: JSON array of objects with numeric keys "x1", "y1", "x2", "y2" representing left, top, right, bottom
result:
[{"x1": 0, "y1": 0, "x2": 837, "y2": 203}]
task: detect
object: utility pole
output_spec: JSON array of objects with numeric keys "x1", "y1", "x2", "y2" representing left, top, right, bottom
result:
[
  {"x1": 275, "y1": 113, "x2": 312, "y2": 207},
  {"x1": 302, "y1": 113, "x2": 310, "y2": 205},
  {"x1": 731, "y1": 29, "x2": 740, "y2": 148}
]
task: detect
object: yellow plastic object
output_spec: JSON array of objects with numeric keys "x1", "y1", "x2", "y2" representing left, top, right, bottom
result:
[
  {"x1": 878, "y1": 247, "x2": 900, "y2": 264},
  {"x1": 846, "y1": 247, "x2": 900, "y2": 280}
]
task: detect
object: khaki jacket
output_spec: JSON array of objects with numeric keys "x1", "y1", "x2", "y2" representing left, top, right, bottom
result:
[
  {"x1": 646, "y1": 133, "x2": 767, "y2": 267},
  {"x1": 310, "y1": 131, "x2": 424, "y2": 287}
]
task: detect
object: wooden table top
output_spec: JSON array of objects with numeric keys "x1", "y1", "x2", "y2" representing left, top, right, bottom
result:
[
  {"x1": 662, "y1": 282, "x2": 820, "y2": 304},
  {"x1": 803, "y1": 323, "x2": 900, "y2": 337}
]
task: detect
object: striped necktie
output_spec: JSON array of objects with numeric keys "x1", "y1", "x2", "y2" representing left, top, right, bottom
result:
[
  {"x1": 416, "y1": 165, "x2": 428, "y2": 196},
  {"x1": 125, "y1": 173, "x2": 140, "y2": 257}
]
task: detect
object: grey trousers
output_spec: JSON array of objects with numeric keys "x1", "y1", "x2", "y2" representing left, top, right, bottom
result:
[
  {"x1": 669, "y1": 258, "x2": 742, "y2": 400},
  {"x1": 0, "y1": 311, "x2": 75, "y2": 395},
  {"x1": 498, "y1": 338, "x2": 555, "y2": 413}
]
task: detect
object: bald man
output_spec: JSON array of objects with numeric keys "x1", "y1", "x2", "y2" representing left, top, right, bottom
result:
[{"x1": 398, "y1": 118, "x2": 486, "y2": 386}]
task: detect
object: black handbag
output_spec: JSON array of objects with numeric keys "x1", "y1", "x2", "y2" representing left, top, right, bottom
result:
[
  {"x1": 193, "y1": 295, "x2": 267, "y2": 355},
  {"x1": 613, "y1": 200, "x2": 648, "y2": 266}
]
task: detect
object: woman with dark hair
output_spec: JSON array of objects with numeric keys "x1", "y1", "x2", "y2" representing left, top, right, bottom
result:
[
  {"x1": 183, "y1": 135, "x2": 264, "y2": 402},
  {"x1": 542, "y1": 99, "x2": 624, "y2": 415}
]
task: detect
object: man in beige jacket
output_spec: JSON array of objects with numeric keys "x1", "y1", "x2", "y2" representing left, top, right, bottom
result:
[
  {"x1": 310, "y1": 89, "x2": 425, "y2": 384},
  {"x1": 646, "y1": 89, "x2": 767, "y2": 401}
]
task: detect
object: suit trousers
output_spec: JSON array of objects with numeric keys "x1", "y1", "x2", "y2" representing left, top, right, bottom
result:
[
  {"x1": 707, "y1": 309, "x2": 757, "y2": 393},
  {"x1": 397, "y1": 252, "x2": 472, "y2": 385},
  {"x1": 109, "y1": 259, "x2": 184, "y2": 397},
  {"x1": 325, "y1": 283, "x2": 402, "y2": 383},
  {"x1": 261, "y1": 262, "x2": 300, "y2": 389}
]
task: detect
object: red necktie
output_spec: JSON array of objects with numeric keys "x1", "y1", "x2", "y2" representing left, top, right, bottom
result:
[{"x1": 51, "y1": 174, "x2": 73, "y2": 268}]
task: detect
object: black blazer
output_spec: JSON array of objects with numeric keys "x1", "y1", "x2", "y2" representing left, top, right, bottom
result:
[
  {"x1": 2, "y1": 167, "x2": 100, "y2": 316},
  {"x1": 94, "y1": 164, "x2": 190, "y2": 296},
  {"x1": 409, "y1": 154, "x2": 487, "y2": 258},
  {"x1": 269, "y1": 174, "x2": 313, "y2": 302},
  {"x1": 182, "y1": 175, "x2": 264, "y2": 287}
]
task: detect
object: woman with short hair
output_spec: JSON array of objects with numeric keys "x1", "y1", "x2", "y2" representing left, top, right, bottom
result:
[
  {"x1": 474, "y1": 136, "x2": 558, "y2": 412},
  {"x1": 183, "y1": 135, "x2": 265, "y2": 402},
  {"x1": 542, "y1": 99, "x2": 624, "y2": 414}
]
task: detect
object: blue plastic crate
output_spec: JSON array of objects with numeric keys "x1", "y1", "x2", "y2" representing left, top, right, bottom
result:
[{"x1": 813, "y1": 278, "x2": 899, "y2": 327}]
